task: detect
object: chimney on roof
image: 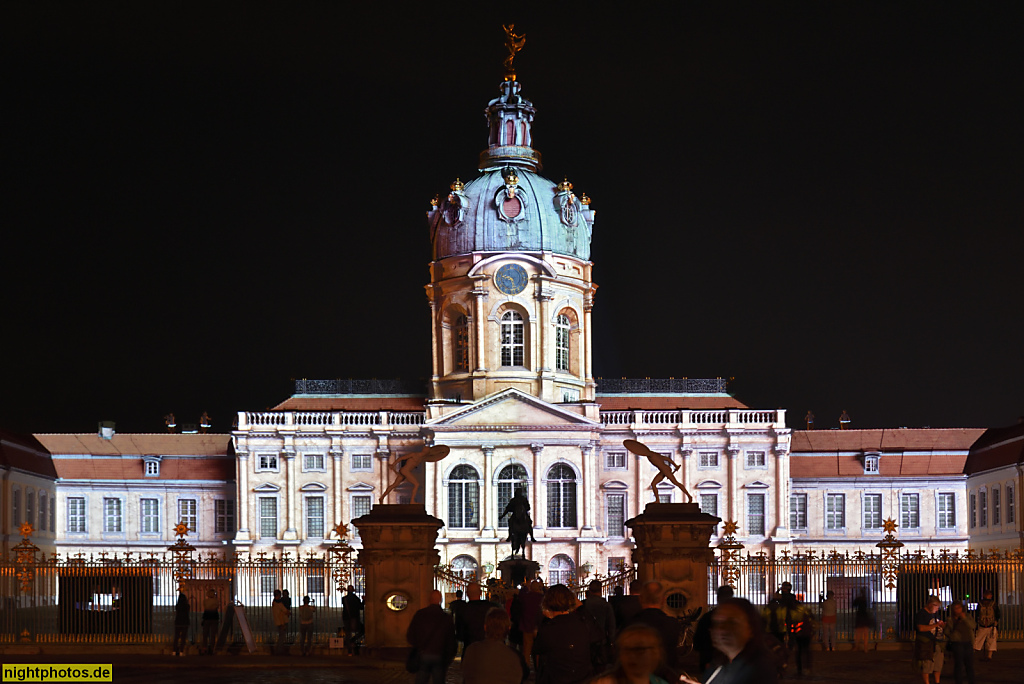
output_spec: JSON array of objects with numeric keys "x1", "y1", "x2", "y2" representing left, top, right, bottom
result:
[
  {"x1": 839, "y1": 410, "x2": 852, "y2": 430},
  {"x1": 805, "y1": 411, "x2": 815, "y2": 430},
  {"x1": 164, "y1": 413, "x2": 177, "y2": 433},
  {"x1": 98, "y1": 421, "x2": 116, "y2": 440},
  {"x1": 200, "y1": 412, "x2": 211, "y2": 434}
]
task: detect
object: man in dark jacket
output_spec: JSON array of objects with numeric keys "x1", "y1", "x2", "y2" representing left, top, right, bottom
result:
[
  {"x1": 582, "y1": 580, "x2": 616, "y2": 664},
  {"x1": 341, "y1": 585, "x2": 363, "y2": 655},
  {"x1": 448, "y1": 589, "x2": 467, "y2": 653},
  {"x1": 407, "y1": 590, "x2": 457, "y2": 684},
  {"x1": 693, "y1": 584, "x2": 735, "y2": 673},
  {"x1": 625, "y1": 581, "x2": 682, "y2": 680},
  {"x1": 611, "y1": 579, "x2": 643, "y2": 634},
  {"x1": 458, "y1": 583, "x2": 494, "y2": 650}
]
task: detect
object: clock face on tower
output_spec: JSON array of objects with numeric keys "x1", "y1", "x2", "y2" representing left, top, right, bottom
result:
[{"x1": 494, "y1": 263, "x2": 528, "y2": 295}]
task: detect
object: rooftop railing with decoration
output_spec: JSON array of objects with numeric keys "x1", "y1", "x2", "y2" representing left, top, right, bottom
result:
[
  {"x1": 599, "y1": 408, "x2": 786, "y2": 429},
  {"x1": 239, "y1": 410, "x2": 425, "y2": 430}
]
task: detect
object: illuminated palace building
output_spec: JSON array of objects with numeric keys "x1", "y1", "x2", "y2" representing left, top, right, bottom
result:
[{"x1": 232, "y1": 71, "x2": 795, "y2": 583}]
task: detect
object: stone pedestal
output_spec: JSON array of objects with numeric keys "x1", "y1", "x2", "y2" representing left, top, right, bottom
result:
[
  {"x1": 352, "y1": 504, "x2": 443, "y2": 658},
  {"x1": 498, "y1": 557, "x2": 540, "y2": 587},
  {"x1": 625, "y1": 503, "x2": 720, "y2": 617}
]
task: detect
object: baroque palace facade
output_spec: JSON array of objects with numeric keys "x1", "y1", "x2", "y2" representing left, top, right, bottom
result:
[{"x1": 231, "y1": 71, "x2": 795, "y2": 584}]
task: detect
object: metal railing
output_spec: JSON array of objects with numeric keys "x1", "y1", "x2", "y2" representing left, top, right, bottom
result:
[
  {"x1": 293, "y1": 379, "x2": 425, "y2": 395},
  {"x1": 599, "y1": 409, "x2": 785, "y2": 429},
  {"x1": 596, "y1": 378, "x2": 728, "y2": 394}
]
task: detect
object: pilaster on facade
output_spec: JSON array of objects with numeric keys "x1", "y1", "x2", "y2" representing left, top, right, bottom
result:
[{"x1": 481, "y1": 446, "x2": 495, "y2": 534}]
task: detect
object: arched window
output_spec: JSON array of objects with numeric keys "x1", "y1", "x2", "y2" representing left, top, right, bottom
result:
[
  {"x1": 546, "y1": 464, "x2": 578, "y2": 528},
  {"x1": 453, "y1": 314, "x2": 469, "y2": 372},
  {"x1": 497, "y1": 464, "x2": 529, "y2": 529},
  {"x1": 500, "y1": 311, "x2": 524, "y2": 367},
  {"x1": 505, "y1": 119, "x2": 515, "y2": 145},
  {"x1": 448, "y1": 465, "x2": 480, "y2": 529},
  {"x1": 555, "y1": 314, "x2": 570, "y2": 372},
  {"x1": 452, "y1": 555, "x2": 479, "y2": 582},
  {"x1": 548, "y1": 554, "x2": 575, "y2": 586}
]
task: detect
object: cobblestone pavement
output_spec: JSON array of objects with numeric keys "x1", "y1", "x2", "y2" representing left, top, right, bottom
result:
[{"x1": 3, "y1": 648, "x2": 1023, "y2": 683}]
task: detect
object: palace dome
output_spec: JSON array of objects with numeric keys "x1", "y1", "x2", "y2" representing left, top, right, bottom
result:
[{"x1": 428, "y1": 79, "x2": 595, "y2": 262}]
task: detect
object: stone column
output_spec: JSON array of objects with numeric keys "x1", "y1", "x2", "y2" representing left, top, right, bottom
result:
[
  {"x1": 331, "y1": 448, "x2": 343, "y2": 534},
  {"x1": 353, "y1": 504, "x2": 443, "y2": 657},
  {"x1": 282, "y1": 449, "x2": 297, "y2": 540},
  {"x1": 726, "y1": 445, "x2": 740, "y2": 525},
  {"x1": 377, "y1": 449, "x2": 391, "y2": 501},
  {"x1": 427, "y1": 295, "x2": 440, "y2": 395},
  {"x1": 583, "y1": 290, "x2": 595, "y2": 392},
  {"x1": 536, "y1": 282, "x2": 552, "y2": 372},
  {"x1": 530, "y1": 443, "x2": 544, "y2": 534},
  {"x1": 581, "y1": 443, "x2": 594, "y2": 530},
  {"x1": 773, "y1": 446, "x2": 790, "y2": 538},
  {"x1": 625, "y1": 503, "x2": 720, "y2": 616},
  {"x1": 236, "y1": 451, "x2": 250, "y2": 540},
  {"x1": 679, "y1": 448, "x2": 692, "y2": 500},
  {"x1": 482, "y1": 446, "x2": 495, "y2": 534},
  {"x1": 472, "y1": 283, "x2": 488, "y2": 372}
]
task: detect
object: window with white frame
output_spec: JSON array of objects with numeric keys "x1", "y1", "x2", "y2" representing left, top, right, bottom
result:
[
  {"x1": 68, "y1": 497, "x2": 86, "y2": 533},
  {"x1": 606, "y1": 493, "x2": 626, "y2": 537},
  {"x1": 791, "y1": 573, "x2": 808, "y2": 596},
  {"x1": 215, "y1": 499, "x2": 235, "y2": 534},
  {"x1": 257, "y1": 453, "x2": 279, "y2": 471},
  {"x1": 259, "y1": 497, "x2": 277, "y2": 539},
  {"x1": 103, "y1": 498, "x2": 122, "y2": 533},
  {"x1": 608, "y1": 557, "x2": 626, "y2": 576},
  {"x1": 179, "y1": 499, "x2": 197, "y2": 533},
  {"x1": 864, "y1": 454, "x2": 879, "y2": 474},
  {"x1": 452, "y1": 555, "x2": 479, "y2": 581},
  {"x1": 39, "y1": 493, "x2": 47, "y2": 532},
  {"x1": 448, "y1": 464, "x2": 480, "y2": 529},
  {"x1": 351, "y1": 453, "x2": 372, "y2": 471},
  {"x1": 141, "y1": 498, "x2": 160, "y2": 533},
  {"x1": 970, "y1": 493, "x2": 977, "y2": 528},
  {"x1": 13, "y1": 489, "x2": 20, "y2": 526},
  {"x1": 605, "y1": 451, "x2": 626, "y2": 469},
  {"x1": 50, "y1": 495, "x2": 56, "y2": 533},
  {"x1": 26, "y1": 490, "x2": 34, "y2": 526},
  {"x1": 826, "y1": 494, "x2": 845, "y2": 530},
  {"x1": 260, "y1": 565, "x2": 276, "y2": 594},
  {"x1": 993, "y1": 487, "x2": 1001, "y2": 525},
  {"x1": 496, "y1": 464, "x2": 528, "y2": 529},
  {"x1": 303, "y1": 453, "x2": 325, "y2": 471},
  {"x1": 901, "y1": 493, "x2": 920, "y2": 529},
  {"x1": 561, "y1": 388, "x2": 580, "y2": 403},
  {"x1": 657, "y1": 490, "x2": 672, "y2": 504},
  {"x1": 978, "y1": 490, "x2": 987, "y2": 527},
  {"x1": 747, "y1": 493, "x2": 766, "y2": 536},
  {"x1": 699, "y1": 452, "x2": 719, "y2": 468},
  {"x1": 144, "y1": 460, "x2": 160, "y2": 477},
  {"x1": 700, "y1": 493, "x2": 718, "y2": 517},
  {"x1": 746, "y1": 451, "x2": 766, "y2": 468},
  {"x1": 500, "y1": 310, "x2": 525, "y2": 367},
  {"x1": 937, "y1": 493, "x2": 955, "y2": 529},
  {"x1": 546, "y1": 464, "x2": 578, "y2": 528},
  {"x1": 863, "y1": 493, "x2": 882, "y2": 530},
  {"x1": 789, "y1": 494, "x2": 807, "y2": 530},
  {"x1": 548, "y1": 554, "x2": 575, "y2": 586},
  {"x1": 555, "y1": 314, "x2": 571, "y2": 372},
  {"x1": 306, "y1": 496, "x2": 325, "y2": 538},
  {"x1": 351, "y1": 494, "x2": 372, "y2": 538},
  {"x1": 1008, "y1": 484, "x2": 1015, "y2": 524}
]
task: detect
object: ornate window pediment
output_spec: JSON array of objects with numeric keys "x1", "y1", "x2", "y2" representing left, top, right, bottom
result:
[
  {"x1": 346, "y1": 482, "x2": 375, "y2": 492},
  {"x1": 696, "y1": 480, "x2": 723, "y2": 489},
  {"x1": 300, "y1": 482, "x2": 327, "y2": 492},
  {"x1": 253, "y1": 483, "x2": 280, "y2": 492}
]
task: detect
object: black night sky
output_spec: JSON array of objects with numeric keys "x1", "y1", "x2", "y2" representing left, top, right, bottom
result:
[{"x1": 3, "y1": 3, "x2": 1021, "y2": 434}]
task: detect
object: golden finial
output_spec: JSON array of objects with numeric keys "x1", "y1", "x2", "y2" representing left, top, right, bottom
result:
[
  {"x1": 173, "y1": 521, "x2": 190, "y2": 537},
  {"x1": 580, "y1": 193, "x2": 591, "y2": 205},
  {"x1": 503, "y1": 24, "x2": 526, "y2": 81},
  {"x1": 332, "y1": 521, "x2": 350, "y2": 540},
  {"x1": 557, "y1": 178, "x2": 573, "y2": 192},
  {"x1": 18, "y1": 522, "x2": 34, "y2": 539},
  {"x1": 430, "y1": 194, "x2": 439, "y2": 207},
  {"x1": 722, "y1": 520, "x2": 739, "y2": 536},
  {"x1": 450, "y1": 178, "x2": 465, "y2": 192},
  {"x1": 505, "y1": 169, "x2": 519, "y2": 186},
  {"x1": 882, "y1": 517, "x2": 898, "y2": 534}
]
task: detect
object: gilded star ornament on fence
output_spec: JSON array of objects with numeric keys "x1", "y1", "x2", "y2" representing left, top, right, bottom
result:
[
  {"x1": 331, "y1": 522, "x2": 350, "y2": 541},
  {"x1": 882, "y1": 517, "x2": 898, "y2": 534},
  {"x1": 875, "y1": 517, "x2": 904, "y2": 589},
  {"x1": 173, "y1": 522, "x2": 191, "y2": 537},
  {"x1": 13, "y1": 522, "x2": 40, "y2": 592},
  {"x1": 716, "y1": 520, "x2": 744, "y2": 589}
]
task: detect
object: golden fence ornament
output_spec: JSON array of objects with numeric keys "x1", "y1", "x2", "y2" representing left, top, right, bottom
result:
[
  {"x1": 875, "y1": 517, "x2": 904, "y2": 589},
  {"x1": 168, "y1": 521, "x2": 196, "y2": 589},
  {"x1": 716, "y1": 520, "x2": 744, "y2": 589},
  {"x1": 328, "y1": 521, "x2": 355, "y2": 592},
  {"x1": 13, "y1": 522, "x2": 40, "y2": 593}
]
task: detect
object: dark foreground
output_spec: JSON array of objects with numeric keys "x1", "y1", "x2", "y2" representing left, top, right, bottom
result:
[{"x1": 3, "y1": 647, "x2": 1023, "y2": 683}]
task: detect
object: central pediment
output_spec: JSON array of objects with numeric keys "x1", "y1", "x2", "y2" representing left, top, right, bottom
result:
[{"x1": 427, "y1": 388, "x2": 600, "y2": 429}]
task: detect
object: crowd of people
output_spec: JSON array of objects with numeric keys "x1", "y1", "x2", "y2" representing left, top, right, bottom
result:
[{"x1": 403, "y1": 578, "x2": 1004, "y2": 684}]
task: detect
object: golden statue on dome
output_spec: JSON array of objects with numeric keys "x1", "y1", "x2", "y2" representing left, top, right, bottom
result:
[{"x1": 503, "y1": 24, "x2": 526, "y2": 81}]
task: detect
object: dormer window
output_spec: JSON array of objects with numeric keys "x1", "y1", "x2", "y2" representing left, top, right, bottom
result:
[
  {"x1": 144, "y1": 457, "x2": 161, "y2": 477},
  {"x1": 864, "y1": 454, "x2": 879, "y2": 474}
]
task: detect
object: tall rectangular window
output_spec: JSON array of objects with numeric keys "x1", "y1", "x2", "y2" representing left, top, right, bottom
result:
[
  {"x1": 351, "y1": 495, "x2": 372, "y2": 539},
  {"x1": 306, "y1": 496, "x2": 325, "y2": 538},
  {"x1": 606, "y1": 493, "x2": 626, "y2": 537},
  {"x1": 50, "y1": 496, "x2": 56, "y2": 533},
  {"x1": 351, "y1": 454, "x2": 372, "y2": 471},
  {"x1": 39, "y1": 494, "x2": 47, "y2": 532},
  {"x1": 699, "y1": 452, "x2": 719, "y2": 468},
  {"x1": 789, "y1": 494, "x2": 807, "y2": 529},
  {"x1": 259, "y1": 497, "x2": 277, "y2": 539},
  {"x1": 747, "y1": 493, "x2": 765, "y2": 536},
  {"x1": 500, "y1": 311, "x2": 524, "y2": 367},
  {"x1": 608, "y1": 557, "x2": 626, "y2": 576},
  {"x1": 307, "y1": 559, "x2": 326, "y2": 595},
  {"x1": 937, "y1": 493, "x2": 955, "y2": 529},
  {"x1": 826, "y1": 494, "x2": 845, "y2": 530},
  {"x1": 605, "y1": 452, "x2": 626, "y2": 469},
  {"x1": 260, "y1": 565, "x2": 276, "y2": 595},
  {"x1": 26, "y1": 491, "x2": 34, "y2": 526},
  {"x1": 1008, "y1": 485, "x2": 1015, "y2": 524},
  {"x1": 141, "y1": 498, "x2": 160, "y2": 533},
  {"x1": 700, "y1": 493, "x2": 718, "y2": 517},
  {"x1": 555, "y1": 314, "x2": 570, "y2": 371},
  {"x1": 179, "y1": 499, "x2": 197, "y2": 533},
  {"x1": 863, "y1": 493, "x2": 882, "y2": 530},
  {"x1": 13, "y1": 489, "x2": 20, "y2": 527},
  {"x1": 746, "y1": 451, "x2": 766, "y2": 467},
  {"x1": 103, "y1": 498, "x2": 122, "y2": 533},
  {"x1": 970, "y1": 493, "x2": 977, "y2": 528},
  {"x1": 992, "y1": 487, "x2": 1001, "y2": 525},
  {"x1": 68, "y1": 497, "x2": 86, "y2": 533},
  {"x1": 978, "y1": 490, "x2": 987, "y2": 527},
  {"x1": 901, "y1": 493, "x2": 920, "y2": 529},
  {"x1": 215, "y1": 500, "x2": 235, "y2": 533}
]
